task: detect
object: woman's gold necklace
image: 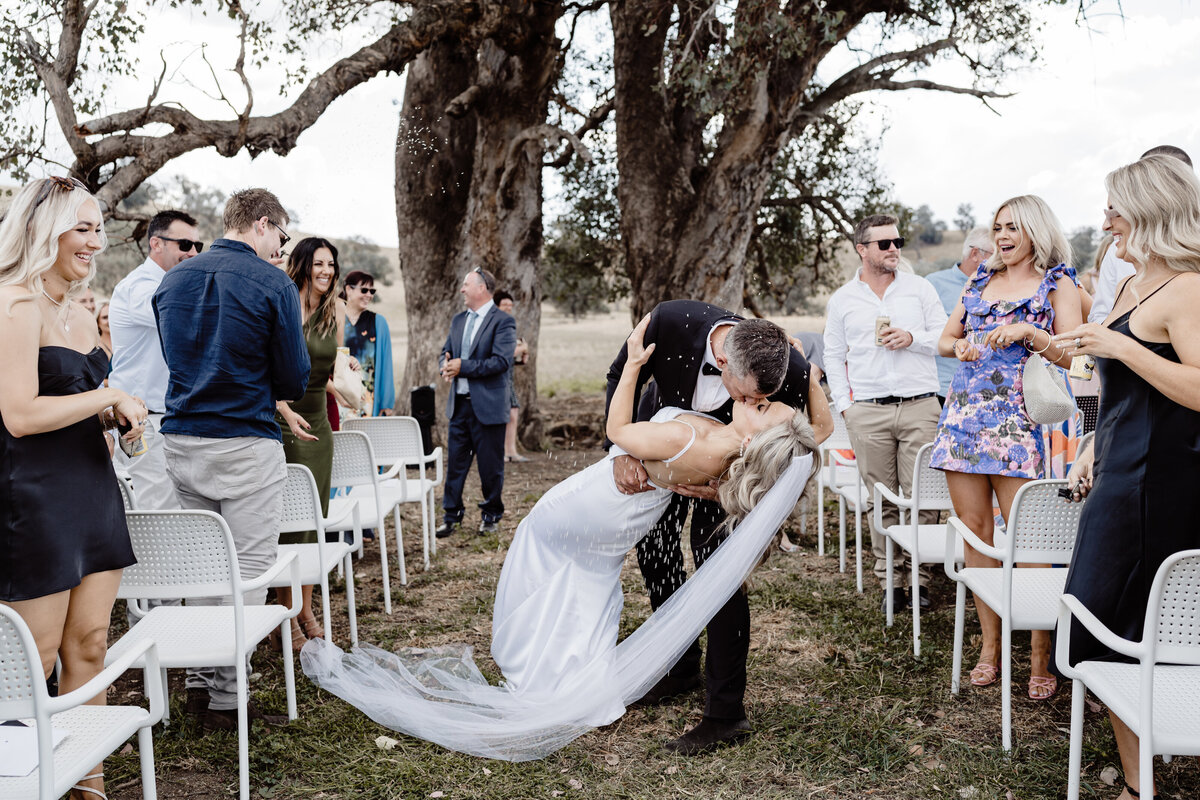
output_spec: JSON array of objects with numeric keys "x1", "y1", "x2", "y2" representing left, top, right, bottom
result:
[{"x1": 41, "y1": 289, "x2": 70, "y2": 333}]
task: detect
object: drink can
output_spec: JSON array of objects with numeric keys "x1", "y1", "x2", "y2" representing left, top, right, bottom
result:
[
  {"x1": 874, "y1": 315, "x2": 891, "y2": 346},
  {"x1": 1069, "y1": 354, "x2": 1096, "y2": 381}
]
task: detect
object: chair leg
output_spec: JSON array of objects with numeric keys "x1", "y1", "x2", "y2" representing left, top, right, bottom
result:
[
  {"x1": 817, "y1": 467, "x2": 825, "y2": 557},
  {"x1": 1001, "y1": 615, "x2": 1013, "y2": 751},
  {"x1": 393, "y1": 506, "x2": 407, "y2": 586},
  {"x1": 344, "y1": 553, "x2": 359, "y2": 647},
  {"x1": 376, "y1": 500, "x2": 393, "y2": 614},
  {"x1": 951, "y1": 581, "x2": 965, "y2": 694},
  {"x1": 320, "y1": 574, "x2": 333, "y2": 643},
  {"x1": 160, "y1": 666, "x2": 170, "y2": 726},
  {"x1": 886, "y1": 539, "x2": 895, "y2": 626},
  {"x1": 283, "y1": 624, "x2": 297, "y2": 722},
  {"x1": 854, "y1": 504, "x2": 863, "y2": 594},
  {"x1": 838, "y1": 497, "x2": 847, "y2": 573},
  {"x1": 420, "y1": 490, "x2": 430, "y2": 571},
  {"x1": 1067, "y1": 679, "x2": 1085, "y2": 800},
  {"x1": 236, "y1": 661, "x2": 250, "y2": 800},
  {"x1": 138, "y1": 724, "x2": 157, "y2": 800},
  {"x1": 911, "y1": 552, "x2": 921, "y2": 658}
]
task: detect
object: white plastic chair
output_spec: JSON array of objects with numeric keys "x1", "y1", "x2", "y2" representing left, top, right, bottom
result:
[
  {"x1": 829, "y1": 449, "x2": 866, "y2": 592},
  {"x1": 946, "y1": 479, "x2": 1083, "y2": 751},
  {"x1": 273, "y1": 464, "x2": 359, "y2": 646},
  {"x1": 343, "y1": 416, "x2": 444, "y2": 571},
  {"x1": 117, "y1": 475, "x2": 136, "y2": 511},
  {"x1": 1057, "y1": 548, "x2": 1200, "y2": 800},
  {"x1": 874, "y1": 442, "x2": 959, "y2": 656},
  {"x1": 0, "y1": 605, "x2": 163, "y2": 800},
  {"x1": 106, "y1": 510, "x2": 301, "y2": 800},
  {"x1": 815, "y1": 412, "x2": 854, "y2": 559},
  {"x1": 326, "y1": 431, "x2": 399, "y2": 614}
]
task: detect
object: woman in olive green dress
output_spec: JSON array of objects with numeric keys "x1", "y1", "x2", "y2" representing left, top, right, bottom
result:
[{"x1": 276, "y1": 237, "x2": 355, "y2": 647}]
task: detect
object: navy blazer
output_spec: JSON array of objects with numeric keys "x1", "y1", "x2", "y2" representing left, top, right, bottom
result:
[{"x1": 441, "y1": 305, "x2": 517, "y2": 425}]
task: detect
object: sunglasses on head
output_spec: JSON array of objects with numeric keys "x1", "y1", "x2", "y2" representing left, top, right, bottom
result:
[
  {"x1": 156, "y1": 235, "x2": 205, "y2": 253},
  {"x1": 22, "y1": 176, "x2": 88, "y2": 227},
  {"x1": 864, "y1": 237, "x2": 905, "y2": 250}
]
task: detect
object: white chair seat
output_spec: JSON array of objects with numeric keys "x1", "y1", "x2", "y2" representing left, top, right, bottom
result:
[
  {"x1": 107, "y1": 605, "x2": 290, "y2": 670},
  {"x1": 959, "y1": 567, "x2": 1068, "y2": 630},
  {"x1": 328, "y1": 491, "x2": 381, "y2": 530},
  {"x1": 378, "y1": 476, "x2": 436, "y2": 506},
  {"x1": 832, "y1": 481, "x2": 869, "y2": 511},
  {"x1": 1075, "y1": 662, "x2": 1200, "y2": 753},
  {"x1": 886, "y1": 523, "x2": 961, "y2": 564},
  {"x1": 3, "y1": 706, "x2": 151, "y2": 800},
  {"x1": 277, "y1": 541, "x2": 355, "y2": 586}
]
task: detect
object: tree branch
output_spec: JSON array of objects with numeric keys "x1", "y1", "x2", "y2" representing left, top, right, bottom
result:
[
  {"x1": 501, "y1": 124, "x2": 591, "y2": 197},
  {"x1": 546, "y1": 99, "x2": 611, "y2": 168}
]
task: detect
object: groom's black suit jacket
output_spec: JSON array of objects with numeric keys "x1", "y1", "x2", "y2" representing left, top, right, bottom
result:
[{"x1": 604, "y1": 299, "x2": 811, "y2": 431}]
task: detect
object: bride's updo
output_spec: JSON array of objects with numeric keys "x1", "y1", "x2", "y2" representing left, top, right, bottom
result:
[{"x1": 718, "y1": 409, "x2": 818, "y2": 532}]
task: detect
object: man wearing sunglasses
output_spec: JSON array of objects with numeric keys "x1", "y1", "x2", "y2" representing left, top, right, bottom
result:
[
  {"x1": 824, "y1": 213, "x2": 947, "y2": 614},
  {"x1": 109, "y1": 209, "x2": 203, "y2": 513}
]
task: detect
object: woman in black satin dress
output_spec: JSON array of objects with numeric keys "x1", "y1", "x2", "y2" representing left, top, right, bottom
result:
[
  {"x1": 0, "y1": 177, "x2": 147, "y2": 800},
  {"x1": 1055, "y1": 154, "x2": 1200, "y2": 800}
]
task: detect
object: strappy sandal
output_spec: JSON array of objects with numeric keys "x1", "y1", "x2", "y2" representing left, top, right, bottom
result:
[
  {"x1": 71, "y1": 771, "x2": 106, "y2": 799},
  {"x1": 299, "y1": 617, "x2": 325, "y2": 640},
  {"x1": 969, "y1": 662, "x2": 999, "y2": 687},
  {"x1": 1027, "y1": 674, "x2": 1058, "y2": 700},
  {"x1": 269, "y1": 620, "x2": 305, "y2": 653},
  {"x1": 779, "y1": 534, "x2": 799, "y2": 553},
  {"x1": 1126, "y1": 782, "x2": 1159, "y2": 799}
]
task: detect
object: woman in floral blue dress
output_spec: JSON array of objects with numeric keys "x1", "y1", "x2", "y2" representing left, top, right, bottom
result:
[{"x1": 930, "y1": 195, "x2": 1082, "y2": 699}]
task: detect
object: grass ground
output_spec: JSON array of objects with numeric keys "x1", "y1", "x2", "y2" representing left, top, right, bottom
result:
[{"x1": 100, "y1": 397, "x2": 1200, "y2": 800}]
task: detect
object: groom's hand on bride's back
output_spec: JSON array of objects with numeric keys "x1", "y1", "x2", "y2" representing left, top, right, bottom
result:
[
  {"x1": 669, "y1": 479, "x2": 719, "y2": 502},
  {"x1": 613, "y1": 455, "x2": 653, "y2": 494}
]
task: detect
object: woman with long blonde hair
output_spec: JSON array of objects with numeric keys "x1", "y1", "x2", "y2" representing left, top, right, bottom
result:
[
  {"x1": 1058, "y1": 154, "x2": 1200, "y2": 800},
  {"x1": 0, "y1": 176, "x2": 147, "y2": 800},
  {"x1": 930, "y1": 194, "x2": 1083, "y2": 699}
]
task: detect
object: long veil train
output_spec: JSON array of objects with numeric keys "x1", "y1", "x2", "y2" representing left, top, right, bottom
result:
[{"x1": 301, "y1": 453, "x2": 814, "y2": 762}]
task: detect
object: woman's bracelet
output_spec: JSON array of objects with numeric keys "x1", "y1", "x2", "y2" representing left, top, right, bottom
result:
[{"x1": 1024, "y1": 328, "x2": 1053, "y2": 354}]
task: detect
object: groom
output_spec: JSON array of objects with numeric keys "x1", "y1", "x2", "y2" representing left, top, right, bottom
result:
[{"x1": 604, "y1": 300, "x2": 813, "y2": 754}]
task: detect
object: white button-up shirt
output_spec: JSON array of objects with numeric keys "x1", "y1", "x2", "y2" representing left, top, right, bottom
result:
[
  {"x1": 1088, "y1": 242, "x2": 1136, "y2": 324},
  {"x1": 691, "y1": 321, "x2": 736, "y2": 412},
  {"x1": 823, "y1": 268, "x2": 948, "y2": 413},
  {"x1": 109, "y1": 257, "x2": 171, "y2": 412},
  {"x1": 457, "y1": 299, "x2": 494, "y2": 395}
]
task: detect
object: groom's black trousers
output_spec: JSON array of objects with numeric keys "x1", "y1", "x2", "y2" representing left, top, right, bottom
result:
[{"x1": 636, "y1": 492, "x2": 749, "y2": 721}]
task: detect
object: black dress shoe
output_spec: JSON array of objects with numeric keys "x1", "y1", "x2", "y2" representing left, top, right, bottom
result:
[
  {"x1": 633, "y1": 670, "x2": 702, "y2": 707},
  {"x1": 201, "y1": 701, "x2": 288, "y2": 732},
  {"x1": 881, "y1": 586, "x2": 909, "y2": 613},
  {"x1": 479, "y1": 519, "x2": 499, "y2": 535},
  {"x1": 910, "y1": 585, "x2": 930, "y2": 609},
  {"x1": 435, "y1": 521, "x2": 461, "y2": 539},
  {"x1": 664, "y1": 717, "x2": 752, "y2": 755},
  {"x1": 185, "y1": 687, "x2": 209, "y2": 717}
]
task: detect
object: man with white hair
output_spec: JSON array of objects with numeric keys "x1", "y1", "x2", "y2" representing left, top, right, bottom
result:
[{"x1": 925, "y1": 226, "x2": 993, "y2": 402}]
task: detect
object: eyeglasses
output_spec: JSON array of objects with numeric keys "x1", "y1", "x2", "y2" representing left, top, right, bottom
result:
[
  {"x1": 269, "y1": 220, "x2": 291, "y2": 248},
  {"x1": 356, "y1": 286, "x2": 377, "y2": 295},
  {"x1": 156, "y1": 236, "x2": 205, "y2": 253},
  {"x1": 1102, "y1": 207, "x2": 1122, "y2": 221},
  {"x1": 864, "y1": 237, "x2": 905, "y2": 250}
]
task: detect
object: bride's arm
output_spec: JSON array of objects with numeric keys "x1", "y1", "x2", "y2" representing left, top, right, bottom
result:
[{"x1": 606, "y1": 316, "x2": 693, "y2": 461}]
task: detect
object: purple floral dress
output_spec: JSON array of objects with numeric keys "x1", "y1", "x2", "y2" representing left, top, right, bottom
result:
[{"x1": 930, "y1": 263, "x2": 1071, "y2": 479}]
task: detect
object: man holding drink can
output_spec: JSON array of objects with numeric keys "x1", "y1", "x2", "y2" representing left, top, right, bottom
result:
[{"x1": 823, "y1": 214, "x2": 948, "y2": 612}]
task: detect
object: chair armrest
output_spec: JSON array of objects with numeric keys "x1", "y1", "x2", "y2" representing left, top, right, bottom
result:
[
  {"x1": 1058, "y1": 593, "x2": 1146, "y2": 660},
  {"x1": 379, "y1": 462, "x2": 403, "y2": 481},
  {"x1": 47, "y1": 638, "x2": 159, "y2": 715},
  {"x1": 948, "y1": 516, "x2": 1005, "y2": 561},
  {"x1": 873, "y1": 482, "x2": 910, "y2": 508},
  {"x1": 241, "y1": 550, "x2": 300, "y2": 597},
  {"x1": 829, "y1": 450, "x2": 856, "y2": 468}
]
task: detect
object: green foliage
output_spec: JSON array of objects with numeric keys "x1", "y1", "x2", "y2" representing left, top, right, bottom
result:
[
  {"x1": 954, "y1": 203, "x2": 976, "y2": 234},
  {"x1": 542, "y1": 133, "x2": 626, "y2": 319},
  {"x1": 1069, "y1": 225, "x2": 1099, "y2": 272},
  {"x1": 912, "y1": 204, "x2": 948, "y2": 246},
  {"x1": 337, "y1": 233, "x2": 393, "y2": 285}
]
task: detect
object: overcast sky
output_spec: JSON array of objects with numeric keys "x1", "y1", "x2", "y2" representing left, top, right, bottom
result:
[{"x1": 9, "y1": 0, "x2": 1197, "y2": 245}]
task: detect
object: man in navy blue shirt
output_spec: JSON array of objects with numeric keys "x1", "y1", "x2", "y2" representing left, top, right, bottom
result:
[{"x1": 154, "y1": 187, "x2": 309, "y2": 730}]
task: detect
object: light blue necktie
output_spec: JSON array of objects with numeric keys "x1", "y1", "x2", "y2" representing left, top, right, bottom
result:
[{"x1": 461, "y1": 311, "x2": 477, "y2": 356}]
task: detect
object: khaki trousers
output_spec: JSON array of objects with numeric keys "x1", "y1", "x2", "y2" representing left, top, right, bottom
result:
[{"x1": 842, "y1": 396, "x2": 941, "y2": 590}]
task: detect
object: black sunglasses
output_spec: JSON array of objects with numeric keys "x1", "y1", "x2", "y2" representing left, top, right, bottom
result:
[
  {"x1": 356, "y1": 286, "x2": 377, "y2": 295},
  {"x1": 269, "y1": 220, "x2": 291, "y2": 248},
  {"x1": 864, "y1": 237, "x2": 905, "y2": 250},
  {"x1": 156, "y1": 235, "x2": 205, "y2": 253}
]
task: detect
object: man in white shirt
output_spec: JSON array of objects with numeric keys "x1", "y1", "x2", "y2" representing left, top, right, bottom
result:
[
  {"x1": 109, "y1": 209, "x2": 202, "y2": 510},
  {"x1": 824, "y1": 214, "x2": 948, "y2": 612}
]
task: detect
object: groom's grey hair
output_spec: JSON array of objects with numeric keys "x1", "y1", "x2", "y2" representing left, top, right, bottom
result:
[{"x1": 724, "y1": 318, "x2": 789, "y2": 397}]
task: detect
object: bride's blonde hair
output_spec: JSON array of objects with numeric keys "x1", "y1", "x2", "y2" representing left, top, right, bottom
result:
[{"x1": 718, "y1": 409, "x2": 818, "y2": 534}]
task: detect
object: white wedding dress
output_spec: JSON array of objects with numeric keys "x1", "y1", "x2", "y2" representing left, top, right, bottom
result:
[{"x1": 302, "y1": 407, "x2": 814, "y2": 761}]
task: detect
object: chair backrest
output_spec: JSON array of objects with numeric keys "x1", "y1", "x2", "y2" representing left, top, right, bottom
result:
[
  {"x1": 280, "y1": 463, "x2": 323, "y2": 534},
  {"x1": 1004, "y1": 480, "x2": 1083, "y2": 563},
  {"x1": 0, "y1": 604, "x2": 42, "y2": 720},
  {"x1": 330, "y1": 430, "x2": 379, "y2": 489},
  {"x1": 343, "y1": 416, "x2": 425, "y2": 468},
  {"x1": 1148, "y1": 549, "x2": 1200, "y2": 665},
  {"x1": 118, "y1": 510, "x2": 240, "y2": 601},
  {"x1": 117, "y1": 475, "x2": 136, "y2": 510},
  {"x1": 826, "y1": 412, "x2": 853, "y2": 451},
  {"x1": 909, "y1": 443, "x2": 954, "y2": 511}
]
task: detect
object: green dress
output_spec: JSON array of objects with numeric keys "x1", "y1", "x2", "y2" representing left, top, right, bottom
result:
[{"x1": 277, "y1": 320, "x2": 336, "y2": 544}]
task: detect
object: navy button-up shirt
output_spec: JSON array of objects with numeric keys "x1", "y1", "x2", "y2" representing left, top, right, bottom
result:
[{"x1": 154, "y1": 238, "x2": 310, "y2": 441}]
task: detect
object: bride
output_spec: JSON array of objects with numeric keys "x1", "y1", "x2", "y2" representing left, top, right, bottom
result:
[{"x1": 302, "y1": 316, "x2": 817, "y2": 761}]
